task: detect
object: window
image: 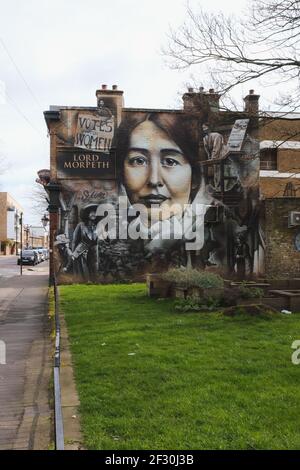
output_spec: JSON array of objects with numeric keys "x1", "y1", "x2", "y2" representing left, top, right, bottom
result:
[{"x1": 260, "y1": 148, "x2": 277, "y2": 170}]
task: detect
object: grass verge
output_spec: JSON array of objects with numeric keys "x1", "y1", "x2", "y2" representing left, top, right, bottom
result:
[{"x1": 60, "y1": 283, "x2": 300, "y2": 450}]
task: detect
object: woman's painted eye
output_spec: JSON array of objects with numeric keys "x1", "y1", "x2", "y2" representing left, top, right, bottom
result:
[
  {"x1": 128, "y1": 156, "x2": 148, "y2": 166},
  {"x1": 162, "y1": 157, "x2": 180, "y2": 167}
]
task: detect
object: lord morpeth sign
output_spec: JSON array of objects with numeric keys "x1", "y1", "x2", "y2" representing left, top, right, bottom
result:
[{"x1": 57, "y1": 148, "x2": 116, "y2": 179}]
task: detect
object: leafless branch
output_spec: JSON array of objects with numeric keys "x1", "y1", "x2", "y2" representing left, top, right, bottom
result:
[
  {"x1": 163, "y1": 0, "x2": 300, "y2": 109},
  {"x1": 26, "y1": 182, "x2": 49, "y2": 217}
]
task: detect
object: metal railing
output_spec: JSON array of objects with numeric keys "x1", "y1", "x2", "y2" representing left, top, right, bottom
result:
[{"x1": 53, "y1": 276, "x2": 64, "y2": 450}]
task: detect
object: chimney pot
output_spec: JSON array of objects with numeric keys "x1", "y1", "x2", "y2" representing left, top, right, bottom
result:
[
  {"x1": 112, "y1": 85, "x2": 118, "y2": 90},
  {"x1": 188, "y1": 87, "x2": 194, "y2": 93},
  {"x1": 209, "y1": 88, "x2": 215, "y2": 94},
  {"x1": 102, "y1": 84, "x2": 107, "y2": 90},
  {"x1": 244, "y1": 90, "x2": 260, "y2": 114}
]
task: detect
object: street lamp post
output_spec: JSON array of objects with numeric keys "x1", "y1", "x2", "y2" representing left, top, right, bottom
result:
[
  {"x1": 41, "y1": 213, "x2": 50, "y2": 252},
  {"x1": 24, "y1": 224, "x2": 30, "y2": 249},
  {"x1": 14, "y1": 211, "x2": 19, "y2": 256},
  {"x1": 20, "y1": 212, "x2": 23, "y2": 276}
]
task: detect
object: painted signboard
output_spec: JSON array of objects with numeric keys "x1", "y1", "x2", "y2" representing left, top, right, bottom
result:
[
  {"x1": 227, "y1": 119, "x2": 249, "y2": 152},
  {"x1": 57, "y1": 148, "x2": 116, "y2": 179},
  {"x1": 74, "y1": 112, "x2": 114, "y2": 153}
]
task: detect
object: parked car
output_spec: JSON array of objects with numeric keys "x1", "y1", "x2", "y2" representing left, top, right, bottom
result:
[
  {"x1": 33, "y1": 249, "x2": 42, "y2": 263},
  {"x1": 37, "y1": 248, "x2": 45, "y2": 262},
  {"x1": 35, "y1": 246, "x2": 48, "y2": 261},
  {"x1": 17, "y1": 250, "x2": 38, "y2": 266}
]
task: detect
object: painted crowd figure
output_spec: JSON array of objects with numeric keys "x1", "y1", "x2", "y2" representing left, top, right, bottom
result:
[
  {"x1": 71, "y1": 205, "x2": 99, "y2": 281},
  {"x1": 202, "y1": 124, "x2": 227, "y2": 160}
]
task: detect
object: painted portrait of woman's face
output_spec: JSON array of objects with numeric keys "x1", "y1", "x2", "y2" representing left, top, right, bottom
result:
[{"x1": 123, "y1": 120, "x2": 192, "y2": 221}]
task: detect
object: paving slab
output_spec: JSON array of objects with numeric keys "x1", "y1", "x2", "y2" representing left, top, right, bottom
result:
[{"x1": 0, "y1": 267, "x2": 52, "y2": 450}]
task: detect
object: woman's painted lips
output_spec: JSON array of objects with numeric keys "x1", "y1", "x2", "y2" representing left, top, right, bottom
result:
[{"x1": 140, "y1": 194, "x2": 168, "y2": 206}]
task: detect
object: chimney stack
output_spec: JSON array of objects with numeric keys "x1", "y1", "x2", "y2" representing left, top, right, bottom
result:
[
  {"x1": 244, "y1": 89, "x2": 260, "y2": 115},
  {"x1": 95, "y1": 84, "x2": 124, "y2": 125},
  {"x1": 182, "y1": 87, "x2": 220, "y2": 113}
]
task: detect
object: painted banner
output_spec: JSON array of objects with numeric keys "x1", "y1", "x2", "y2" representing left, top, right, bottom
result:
[
  {"x1": 227, "y1": 119, "x2": 249, "y2": 152},
  {"x1": 74, "y1": 113, "x2": 114, "y2": 153}
]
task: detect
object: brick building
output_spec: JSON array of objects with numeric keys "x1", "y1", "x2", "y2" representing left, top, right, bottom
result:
[
  {"x1": 257, "y1": 109, "x2": 300, "y2": 277},
  {"x1": 259, "y1": 111, "x2": 300, "y2": 198},
  {"x1": 43, "y1": 85, "x2": 300, "y2": 283},
  {"x1": 0, "y1": 192, "x2": 23, "y2": 255},
  {"x1": 26, "y1": 226, "x2": 49, "y2": 250}
]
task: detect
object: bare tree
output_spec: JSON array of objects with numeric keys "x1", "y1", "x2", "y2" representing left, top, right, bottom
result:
[
  {"x1": 26, "y1": 182, "x2": 49, "y2": 217},
  {"x1": 164, "y1": 0, "x2": 300, "y2": 110}
]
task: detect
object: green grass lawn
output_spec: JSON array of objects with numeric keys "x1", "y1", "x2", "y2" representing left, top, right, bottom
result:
[{"x1": 60, "y1": 283, "x2": 300, "y2": 450}]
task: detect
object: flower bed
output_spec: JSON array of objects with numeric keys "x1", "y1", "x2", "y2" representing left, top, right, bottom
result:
[
  {"x1": 147, "y1": 269, "x2": 270, "y2": 311},
  {"x1": 147, "y1": 268, "x2": 224, "y2": 300}
]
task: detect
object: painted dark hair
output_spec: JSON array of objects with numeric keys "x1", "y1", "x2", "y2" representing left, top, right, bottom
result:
[
  {"x1": 79, "y1": 204, "x2": 99, "y2": 223},
  {"x1": 115, "y1": 112, "x2": 201, "y2": 197}
]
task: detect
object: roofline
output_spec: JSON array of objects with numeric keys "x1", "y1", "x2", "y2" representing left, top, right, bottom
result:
[
  {"x1": 46, "y1": 106, "x2": 183, "y2": 113},
  {"x1": 44, "y1": 106, "x2": 300, "y2": 120}
]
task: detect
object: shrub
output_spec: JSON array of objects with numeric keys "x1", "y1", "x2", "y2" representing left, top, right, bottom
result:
[
  {"x1": 162, "y1": 267, "x2": 224, "y2": 289},
  {"x1": 239, "y1": 285, "x2": 264, "y2": 299},
  {"x1": 174, "y1": 296, "x2": 221, "y2": 312},
  {"x1": 219, "y1": 287, "x2": 240, "y2": 307}
]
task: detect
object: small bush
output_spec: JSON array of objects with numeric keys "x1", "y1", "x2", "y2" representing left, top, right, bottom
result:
[
  {"x1": 162, "y1": 267, "x2": 224, "y2": 289},
  {"x1": 175, "y1": 296, "x2": 221, "y2": 312},
  {"x1": 239, "y1": 285, "x2": 264, "y2": 299},
  {"x1": 219, "y1": 287, "x2": 240, "y2": 307}
]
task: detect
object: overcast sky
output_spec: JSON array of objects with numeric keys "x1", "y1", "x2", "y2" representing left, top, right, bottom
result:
[{"x1": 0, "y1": 0, "x2": 273, "y2": 225}]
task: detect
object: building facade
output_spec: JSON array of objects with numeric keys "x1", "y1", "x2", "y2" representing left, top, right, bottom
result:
[
  {"x1": 25, "y1": 226, "x2": 49, "y2": 250},
  {"x1": 257, "y1": 110, "x2": 300, "y2": 277},
  {"x1": 44, "y1": 85, "x2": 265, "y2": 284},
  {"x1": 0, "y1": 192, "x2": 23, "y2": 255}
]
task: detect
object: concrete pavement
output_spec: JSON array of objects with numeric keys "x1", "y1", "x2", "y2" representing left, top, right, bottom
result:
[{"x1": 0, "y1": 262, "x2": 52, "y2": 450}]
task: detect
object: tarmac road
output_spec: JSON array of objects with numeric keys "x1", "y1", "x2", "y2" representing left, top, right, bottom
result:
[{"x1": 0, "y1": 256, "x2": 49, "y2": 279}]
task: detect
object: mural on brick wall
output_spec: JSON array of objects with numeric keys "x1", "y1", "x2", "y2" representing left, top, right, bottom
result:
[{"x1": 48, "y1": 99, "x2": 263, "y2": 283}]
